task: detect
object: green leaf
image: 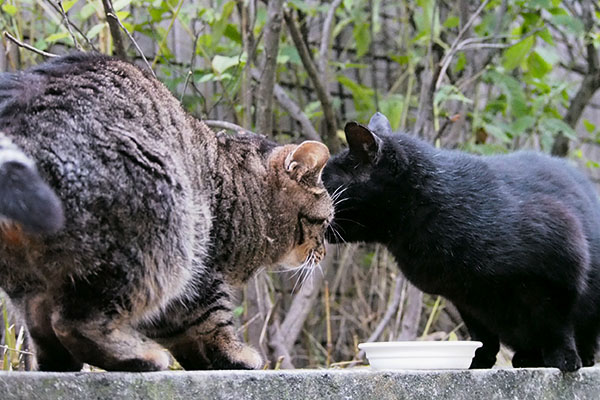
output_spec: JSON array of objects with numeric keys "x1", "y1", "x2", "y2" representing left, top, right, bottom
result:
[
  {"x1": 224, "y1": 24, "x2": 241, "y2": 44},
  {"x1": 337, "y1": 75, "x2": 375, "y2": 114},
  {"x1": 509, "y1": 116, "x2": 535, "y2": 137},
  {"x1": 583, "y1": 119, "x2": 596, "y2": 133},
  {"x1": 434, "y1": 84, "x2": 473, "y2": 108},
  {"x1": 443, "y1": 16, "x2": 459, "y2": 29},
  {"x1": 379, "y1": 95, "x2": 404, "y2": 131},
  {"x1": 87, "y1": 23, "x2": 106, "y2": 39},
  {"x1": 112, "y1": 0, "x2": 132, "y2": 11},
  {"x1": 46, "y1": 31, "x2": 71, "y2": 44},
  {"x1": 211, "y1": 55, "x2": 241, "y2": 74},
  {"x1": 62, "y1": 0, "x2": 79, "y2": 12},
  {"x1": 487, "y1": 70, "x2": 528, "y2": 117},
  {"x1": 1, "y1": 3, "x2": 17, "y2": 16},
  {"x1": 550, "y1": 14, "x2": 584, "y2": 35},
  {"x1": 353, "y1": 22, "x2": 371, "y2": 58},
  {"x1": 453, "y1": 52, "x2": 466, "y2": 74},
  {"x1": 526, "y1": 51, "x2": 552, "y2": 78},
  {"x1": 502, "y1": 35, "x2": 534, "y2": 71},
  {"x1": 540, "y1": 117, "x2": 577, "y2": 139}
]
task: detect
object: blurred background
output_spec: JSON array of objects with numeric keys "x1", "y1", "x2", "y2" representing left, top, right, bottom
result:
[{"x1": 0, "y1": 0, "x2": 599, "y2": 370}]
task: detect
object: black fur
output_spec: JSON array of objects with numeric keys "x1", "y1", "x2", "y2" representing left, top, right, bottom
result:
[{"x1": 323, "y1": 112, "x2": 600, "y2": 372}]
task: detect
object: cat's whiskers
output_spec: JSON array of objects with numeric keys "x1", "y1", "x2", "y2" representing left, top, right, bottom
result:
[
  {"x1": 330, "y1": 184, "x2": 349, "y2": 203},
  {"x1": 328, "y1": 221, "x2": 346, "y2": 244}
]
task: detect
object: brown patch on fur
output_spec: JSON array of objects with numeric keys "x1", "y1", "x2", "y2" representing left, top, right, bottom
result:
[{"x1": 1, "y1": 222, "x2": 29, "y2": 247}]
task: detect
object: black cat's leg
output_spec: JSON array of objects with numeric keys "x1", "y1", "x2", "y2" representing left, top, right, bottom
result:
[
  {"x1": 575, "y1": 323, "x2": 599, "y2": 367},
  {"x1": 51, "y1": 273, "x2": 170, "y2": 372},
  {"x1": 512, "y1": 350, "x2": 542, "y2": 368},
  {"x1": 458, "y1": 308, "x2": 499, "y2": 369},
  {"x1": 540, "y1": 328, "x2": 581, "y2": 372},
  {"x1": 25, "y1": 294, "x2": 83, "y2": 371}
]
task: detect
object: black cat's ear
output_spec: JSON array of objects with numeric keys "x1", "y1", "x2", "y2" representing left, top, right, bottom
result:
[
  {"x1": 368, "y1": 112, "x2": 392, "y2": 136},
  {"x1": 345, "y1": 122, "x2": 381, "y2": 163},
  {"x1": 285, "y1": 140, "x2": 330, "y2": 186}
]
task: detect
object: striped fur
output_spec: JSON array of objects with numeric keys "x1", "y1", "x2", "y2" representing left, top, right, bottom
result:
[{"x1": 0, "y1": 53, "x2": 333, "y2": 371}]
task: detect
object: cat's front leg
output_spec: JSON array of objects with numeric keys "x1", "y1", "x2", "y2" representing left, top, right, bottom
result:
[
  {"x1": 167, "y1": 322, "x2": 263, "y2": 370},
  {"x1": 457, "y1": 307, "x2": 500, "y2": 369},
  {"x1": 161, "y1": 310, "x2": 264, "y2": 370},
  {"x1": 155, "y1": 279, "x2": 263, "y2": 370}
]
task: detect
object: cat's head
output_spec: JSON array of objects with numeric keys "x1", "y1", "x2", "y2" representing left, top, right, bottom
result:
[
  {"x1": 322, "y1": 112, "x2": 403, "y2": 244},
  {"x1": 268, "y1": 140, "x2": 334, "y2": 269}
]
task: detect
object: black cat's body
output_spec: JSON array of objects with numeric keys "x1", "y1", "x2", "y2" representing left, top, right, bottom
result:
[{"x1": 323, "y1": 113, "x2": 600, "y2": 371}]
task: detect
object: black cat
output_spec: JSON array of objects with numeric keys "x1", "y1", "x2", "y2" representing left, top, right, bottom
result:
[{"x1": 322, "y1": 112, "x2": 600, "y2": 372}]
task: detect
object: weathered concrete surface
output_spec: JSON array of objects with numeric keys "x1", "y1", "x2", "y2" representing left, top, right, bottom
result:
[{"x1": 1, "y1": 368, "x2": 600, "y2": 400}]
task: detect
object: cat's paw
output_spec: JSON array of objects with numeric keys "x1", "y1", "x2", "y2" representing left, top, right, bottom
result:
[
  {"x1": 219, "y1": 344, "x2": 263, "y2": 370},
  {"x1": 543, "y1": 347, "x2": 582, "y2": 372}
]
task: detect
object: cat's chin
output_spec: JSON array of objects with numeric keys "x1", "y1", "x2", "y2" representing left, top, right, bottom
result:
[{"x1": 275, "y1": 246, "x2": 323, "y2": 271}]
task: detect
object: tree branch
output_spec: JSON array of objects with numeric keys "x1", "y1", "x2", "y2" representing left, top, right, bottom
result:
[
  {"x1": 354, "y1": 275, "x2": 404, "y2": 361},
  {"x1": 552, "y1": 0, "x2": 600, "y2": 156},
  {"x1": 284, "y1": 9, "x2": 340, "y2": 152},
  {"x1": 2, "y1": 32, "x2": 58, "y2": 58},
  {"x1": 101, "y1": 0, "x2": 127, "y2": 59},
  {"x1": 255, "y1": 0, "x2": 284, "y2": 135},
  {"x1": 252, "y1": 69, "x2": 321, "y2": 141}
]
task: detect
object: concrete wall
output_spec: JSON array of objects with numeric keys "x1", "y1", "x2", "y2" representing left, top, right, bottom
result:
[{"x1": 1, "y1": 368, "x2": 600, "y2": 400}]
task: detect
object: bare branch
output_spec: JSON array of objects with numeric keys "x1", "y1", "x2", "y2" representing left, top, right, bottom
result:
[
  {"x1": 354, "y1": 275, "x2": 404, "y2": 361},
  {"x1": 101, "y1": 0, "x2": 127, "y2": 59},
  {"x1": 552, "y1": 0, "x2": 600, "y2": 156},
  {"x1": 2, "y1": 32, "x2": 58, "y2": 58},
  {"x1": 318, "y1": 0, "x2": 343, "y2": 77},
  {"x1": 397, "y1": 282, "x2": 424, "y2": 341},
  {"x1": 106, "y1": 12, "x2": 155, "y2": 78},
  {"x1": 284, "y1": 9, "x2": 340, "y2": 152},
  {"x1": 57, "y1": 1, "x2": 81, "y2": 51},
  {"x1": 255, "y1": 0, "x2": 285, "y2": 135},
  {"x1": 203, "y1": 119, "x2": 260, "y2": 136},
  {"x1": 252, "y1": 69, "x2": 321, "y2": 141}
]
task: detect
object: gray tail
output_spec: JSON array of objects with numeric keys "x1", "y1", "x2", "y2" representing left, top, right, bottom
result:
[{"x1": 0, "y1": 135, "x2": 64, "y2": 234}]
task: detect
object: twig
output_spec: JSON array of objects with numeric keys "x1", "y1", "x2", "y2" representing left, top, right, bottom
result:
[
  {"x1": 435, "y1": 0, "x2": 490, "y2": 91},
  {"x1": 2, "y1": 32, "x2": 58, "y2": 58},
  {"x1": 255, "y1": 0, "x2": 285, "y2": 135},
  {"x1": 203, "y1": 119, "x2": 260, "y2": 136},
  {"x1": 251, "y1": 69, "x2": 321, "y2": 141},
  {"x1": 0, "y1": 345, "x2": 34, "y2": 356},
  {"x1": 353, "y1": 275, "x2": 404, "y2": 361},
  {"x1": 151, "y1": 0, "x2": 184, "y2": 68},
  {"x1": 318, "y1": 0, "x2": 343, "y2": 77},
  {"x1": 284, "y1": 9, "x2": 340, "y2": 152},
  {"x1": 101, "y1": 0, "x2": 127, "y2": 59},
  {"x1": 43, "y1": 0, "x2": 97, "y2": 51},
  {"x1": 180, "y1": 71, "x2": 193, "y2": 103},
  {"x1": 57, "y1": 1, "x2": 81, "y2": 50},
  {"x1": 106, "y1": 13, "x2": 155, "y2": 78}
]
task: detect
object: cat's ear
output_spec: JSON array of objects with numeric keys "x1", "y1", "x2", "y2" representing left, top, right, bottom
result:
[
  {"x1": 285, "y1": 140, "x2": 330, "y2": 185},
  {"x1": 368, "y1": 112, "x2": 392, "y2": 136},
  {"x1": 345, "y1": 122, "x2": 381, "y2": 163}
]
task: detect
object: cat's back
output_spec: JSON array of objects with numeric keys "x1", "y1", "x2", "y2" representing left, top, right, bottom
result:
[
  {"x1": 484, "y1": 151, "x2": 599, "y2": 210},
  {"x1": 0, "y1": 54, "x2": 204, "y2": 281}
]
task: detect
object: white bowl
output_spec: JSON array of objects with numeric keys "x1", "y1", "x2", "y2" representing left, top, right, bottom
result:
[{"x1": 358, "y1": 341, "x2": 483, "y2": 370}]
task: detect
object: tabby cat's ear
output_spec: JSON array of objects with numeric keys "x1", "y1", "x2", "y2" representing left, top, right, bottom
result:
[
  {"x1": 345, "y1": 122, "x2": 381, "y2": 163},
  {"x1": 285, "y1": 141, "x2": 330, "y2": 185}
]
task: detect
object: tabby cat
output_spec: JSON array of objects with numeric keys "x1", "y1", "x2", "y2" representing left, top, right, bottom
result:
[
  {"x1": 323, "y1": 112, "x2": 600, "y2": 372},
  {"x1": 0, "y1": 53, "x2": 333, "y2": 371}
]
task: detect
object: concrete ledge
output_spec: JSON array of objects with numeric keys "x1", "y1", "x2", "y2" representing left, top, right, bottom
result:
[{"x1": 1, "y1": 368, "x2": 600, "y2": 400}]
